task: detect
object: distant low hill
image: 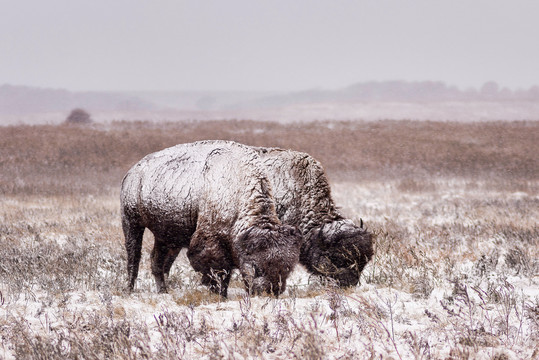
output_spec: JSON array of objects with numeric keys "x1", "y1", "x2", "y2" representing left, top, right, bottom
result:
[
  {"x1": 1, "y1": 81, "x2": 539, "y2": 124},
  {"x1": 0, "y1": 84, "x2": 156, "y2": 115},
  {"x1": 229, "y1": 81, "x2": 539, "y2": 110},
  {"x1": 3, "y1": 81, "x2": 539, "y2": 115}
]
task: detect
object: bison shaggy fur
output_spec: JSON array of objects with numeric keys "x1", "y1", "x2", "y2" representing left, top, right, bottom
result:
[
  {"x1": 121, "y1": 141, "x2": 301, "y2": 296},
  {"x1": 252, "y1": 146, "x2": 373, "y2": 287}
]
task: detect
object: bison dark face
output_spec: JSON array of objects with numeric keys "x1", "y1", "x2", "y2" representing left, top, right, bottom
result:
[
  {"x1": 238, "y1": 225, "x2": 301, "y2": 296},
  {"x1": 306, "y1": 220, "x2": 373, "y2": 287}
]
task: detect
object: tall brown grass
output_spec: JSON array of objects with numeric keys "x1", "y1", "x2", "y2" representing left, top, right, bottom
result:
[{"x1": 1, "y1": 120, "x2": 537, "y2": 196}]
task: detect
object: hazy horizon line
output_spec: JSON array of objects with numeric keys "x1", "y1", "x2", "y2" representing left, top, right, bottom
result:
[{"x1": 3, "y1": 79, "x2": 538, "y2": 94}]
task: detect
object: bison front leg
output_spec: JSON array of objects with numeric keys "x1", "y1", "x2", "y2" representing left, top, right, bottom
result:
[
  {"x1": 201, "y1": 270, "x2": 232, "y2": 298},
  {"x1": 151, "y1": 240, "x2": 170, "y2": 293},
  {"x1": 187, "y1": 230, "x2": 233, "y2": 297}
]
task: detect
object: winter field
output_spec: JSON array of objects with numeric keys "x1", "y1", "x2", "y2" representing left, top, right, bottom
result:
[{"x1": 1, "y1": 120, "x2": 538, "y2": 359}]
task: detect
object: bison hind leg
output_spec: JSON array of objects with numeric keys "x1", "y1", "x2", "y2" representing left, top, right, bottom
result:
[
  {"x1": 163, "y1": 248, "x2": 182, "y2": 278},
  {"x1": 151, "y1": 239, "x2": 172, "y2": 293},
  {"x1": 123, "y1": 216, "x2": 145, "y2": 292}
]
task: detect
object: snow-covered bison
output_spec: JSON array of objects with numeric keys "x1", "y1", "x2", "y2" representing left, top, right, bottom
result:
[
  {"x1": 252, "y1": 146, "x2": 373, "y2": 287},
  {"x1": 121, "y1": 141, "x2": 301, "y2": 297}
]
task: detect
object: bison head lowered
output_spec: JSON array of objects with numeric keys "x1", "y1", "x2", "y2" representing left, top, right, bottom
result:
[
  {"x1": 236, "y1": 224, "x2": 301, "y2": 296},
  {"x1": 302, "y1": 219, "x2": 373, "y2": 287}
]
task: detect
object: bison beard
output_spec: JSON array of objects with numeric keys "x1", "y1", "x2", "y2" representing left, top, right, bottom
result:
[{"x1": 121, "y1": 141, "x2": 301, "y2": 297}]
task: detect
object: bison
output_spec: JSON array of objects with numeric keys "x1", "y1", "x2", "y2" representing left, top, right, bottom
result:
[
  {"x1": 121, "y1": 140, "x2": 301, "y2": 297},
  {"x1": 251, "y1": 146, "x2": 373, "y2": 287}
]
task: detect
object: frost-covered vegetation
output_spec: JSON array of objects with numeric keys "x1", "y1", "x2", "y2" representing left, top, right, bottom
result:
[{"x1": 1, "y1": 120, "x2": 537, "y2": 359}]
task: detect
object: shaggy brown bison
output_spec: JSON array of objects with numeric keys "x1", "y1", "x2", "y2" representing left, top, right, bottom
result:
[
  {"x1": 121, "y1": 141, "x2": 301, "y2": 296},
  {"x1": 252, "y1": 146, "x2": 373, "y2": 287}
]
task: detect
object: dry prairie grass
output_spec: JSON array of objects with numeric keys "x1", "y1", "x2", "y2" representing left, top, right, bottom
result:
[
  {"x1": 0, "y1": 120, "x2": 538, "y2": 359},
  {"x1": 1, "y1": 120, "x2": 537, "y2": 195}
]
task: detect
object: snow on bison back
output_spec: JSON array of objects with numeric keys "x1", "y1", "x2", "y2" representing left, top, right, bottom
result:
[
  {"x1": 121, "y1": 140, "x2": 301, "y2": 297},
  {"x1": 252, "y1": 146, "x2": 373, "y2": 287}
]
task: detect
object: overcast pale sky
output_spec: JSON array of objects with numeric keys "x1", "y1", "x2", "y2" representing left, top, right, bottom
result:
[{"x1": 1, "y1": 0, "x2": 538, "y2": 92}]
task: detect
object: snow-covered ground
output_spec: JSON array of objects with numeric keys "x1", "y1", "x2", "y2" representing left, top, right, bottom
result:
[{"x1": 1, "y1": 179, "x2": 538, "y2": 359}]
